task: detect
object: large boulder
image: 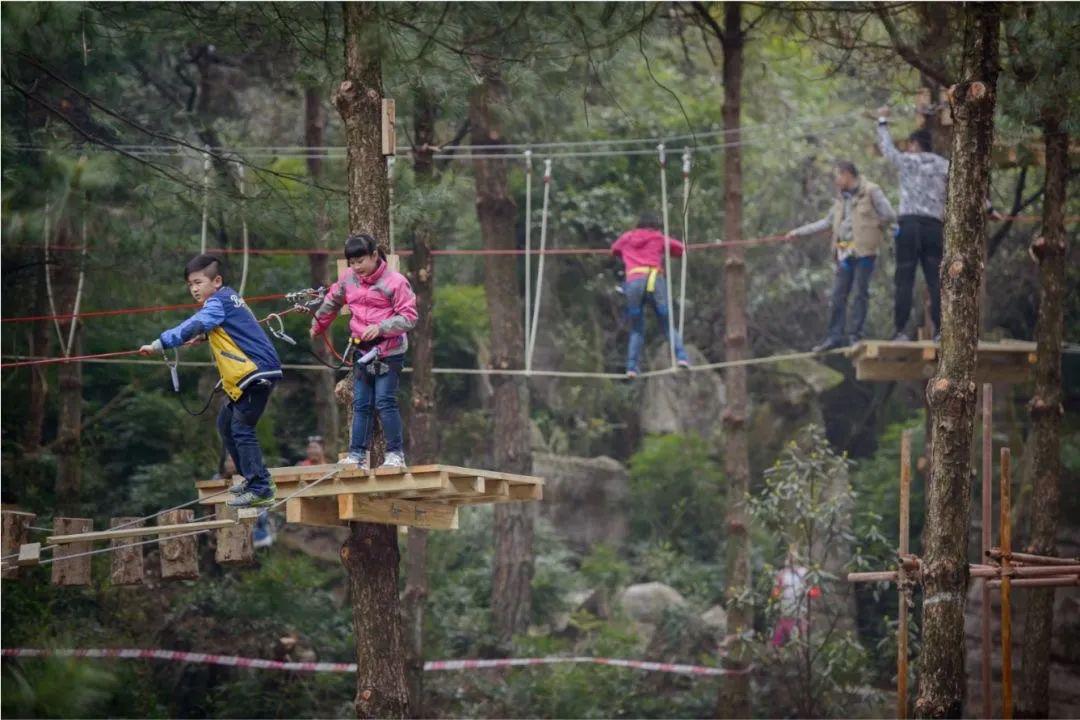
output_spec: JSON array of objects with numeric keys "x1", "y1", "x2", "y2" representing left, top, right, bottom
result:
[
  {"x1": 532, "y1": 452, "x2": 629, "y2": 553},
  {"x1": 617, "y1": 582, "x2": 688, "y2": 626},
  {"x1": 640, "y1": 344, "x2": 726, "y2": 438}
]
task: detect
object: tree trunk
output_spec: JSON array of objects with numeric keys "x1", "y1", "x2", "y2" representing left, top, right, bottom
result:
[
  {"x1": 305, "y1": 85, "x2": 340, "y2": 456},
  {"x1": 335, "y1": 4, "x2": 408, "y2": 718},
  {"x1": 25, "y1": 248, "x2": 51, "y2": 453},
  {"x1": 1017, "y1": 117, "x2": 1067, "y2": 720},
  {"x1": 716, "y1": 5, "x2": 751, "y2": 719},
  {"x1": 467, "y1": 54, "x2": 534, "y2": 649},
  {"x1": 916, "y1": 6, "x2": 1000, "y2": 718},
  {"x1": 402, "y1": 86, "x2": 438, "y2": 717},
  {"x1": 53, "y1": 218, "x2": 84, "y2": 513}
]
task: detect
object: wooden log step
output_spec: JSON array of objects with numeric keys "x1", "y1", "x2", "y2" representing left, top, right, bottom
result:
[
  {"x1": 109, "y1": 517, "x2": 145, "y2": 586},
  {"x1": 51, "y1": 517, "x2": 93, "y2": 586}
]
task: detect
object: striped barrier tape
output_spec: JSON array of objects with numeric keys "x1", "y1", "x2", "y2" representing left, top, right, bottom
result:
[{"x1": 1, "y1": 648, "x2": 747, "y2": 676}]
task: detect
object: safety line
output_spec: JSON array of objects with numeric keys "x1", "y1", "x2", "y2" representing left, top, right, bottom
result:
[
  {"x1": 1, "y1": 293, "x2": 287, "y2": 325},
  {"x1": 0, "y1": 648, "x2": 751, "y2": 677},
  {"x1": 658, "y1": 144, "x2": 677, "y2": 370},
  {"x1": 526, "y1": 159, "x2": 553, "y2": 373}
]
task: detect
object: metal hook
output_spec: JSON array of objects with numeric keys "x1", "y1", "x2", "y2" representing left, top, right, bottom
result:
[
  {"x1": 162, "y1": 347, "x2": 180, "y2": 393},
  {"x1": 265, "y1": 313, "x2": 296, "y2": 345}
]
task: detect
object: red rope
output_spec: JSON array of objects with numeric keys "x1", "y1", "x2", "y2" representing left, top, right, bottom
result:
[
  {"x1": 0, "y1": 349, "x2": 145, "y2": 369},
  {"x1": 1, "y1": 293, "x2": 287, "y2": 325}
]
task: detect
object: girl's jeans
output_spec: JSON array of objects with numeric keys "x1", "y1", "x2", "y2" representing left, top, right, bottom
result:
[
  {"x1": 624, "y1": 275, "x2": 689, "y2": 373},
  {"x1": 350, "y1": 355, "x2": 404, "y2": 454}
]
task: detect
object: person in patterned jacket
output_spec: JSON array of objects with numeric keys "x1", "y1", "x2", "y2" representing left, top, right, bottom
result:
[
  {"x1": 876, "y1": 106, "x2": 951, "y2": 341},
  {"x1": 310, "y1": 233, "x2": 417, "y2": 470}
]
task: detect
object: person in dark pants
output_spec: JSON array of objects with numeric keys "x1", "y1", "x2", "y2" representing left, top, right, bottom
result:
[
  {"x1": 876, "y1": 108, "x2": 950, "y2": 341},
  {"x1": 787, "y1": 161, "x2": 896, "y2": 352}
]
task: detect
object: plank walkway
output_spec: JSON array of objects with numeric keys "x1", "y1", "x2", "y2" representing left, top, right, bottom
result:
[{"x1": 848, "y1": 339, "x2": 1036, "y2": 383}]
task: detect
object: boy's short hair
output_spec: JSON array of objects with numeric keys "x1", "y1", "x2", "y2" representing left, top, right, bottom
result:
[
  {"x1": 344, "y1": 233, "x2": 381, "y2": 260},
  {"x1": 835, "y1": 160, "x2": 859, "y2": 178},
  {"x1": 636, "y1": 212, "x2": 661, "y2": 230},
  {"x1": 185, "y1": 254, "x2": 226, "y2": 283},
  {"x1": 908, "y1": 129, "x2": 932, "y2": 152}
]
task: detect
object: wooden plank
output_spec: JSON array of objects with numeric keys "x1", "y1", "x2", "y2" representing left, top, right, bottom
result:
[
  {"x1": 509, "y1": 483, "x2": 543, "y2": 501},
  {"x1": 451, "y1": 476, "x2": 484, "y2": 495},
  {"x1": 237, "y1": 507, "x2": 262, "y2": 522},
  {"x1": 338, "y1": 495, "x2": 459, "y2": 530},
  {"x1": 109, "y1": 517, "x2": 145, "y2": 586},
  {"x1": 200, "y1": 470, "x2": 450, "y2": 505},
  {"x1": 381, "y1": 98, "x2": 396, "y2": 156},
  {"x1": 51, "y1": 517, "x2": 93, "y2": 586},
  {"x1": 17, "y1": 543, "x2": 41, "y2": 567},
  {"x1": 159, "y1": 510, "x2": 199, "y2": 581},
  {"x1": 2, "y1": 511, "x2": 35, "y2": 579},
  {"x1": 47, "y1": 518, "x2": 234, "y2": 545},
  {"x1": 483, "y1": 478, "x2": 510, "y2": 498},
  {"x1": 215, "y1": 505, "x2": 254, "y2": 565},
  {"x1": 286, "y1": 496, "x2": 346, "y2": 528}
]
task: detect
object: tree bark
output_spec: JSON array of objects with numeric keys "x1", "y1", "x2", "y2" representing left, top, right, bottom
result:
[
  {"x1": 335, "y1": 4, "x2": 408, "y2": 718},
  {"x1": 916, "y1": 6, "x2": 1000, "y2": 718},
  {"x1": 54, "y1": 218, "x2": 83, "y2": 514},
  {"x1": 1017, "y1": 116, "x2": 1067, "y2": 720},
  {"x1": 467, "y1": 52, "x2": 534, "y2": 649},
  {"x1": 305, "y1": 85, "x2": 341, "y2": 456},
  {"x1": 402, "y1": 86, "x2": 438, "y2": 717},
  {"x1": 716, "y1": 5, "x2": 751, "y2": 719}
]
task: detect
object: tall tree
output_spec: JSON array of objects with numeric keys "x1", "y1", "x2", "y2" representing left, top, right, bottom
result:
[
  {"x1": 917, "y1": 5, "x2": 1001, "y2": 717},
  {"x1": 402, "y1": 86, "x2": 438, "y2": 716},
  {"x1": 466, "y1": 38, "x2": 535, "y2": 647},
  {"x1": 334, "y1": 3, "x2": 408, "y2": 717}
]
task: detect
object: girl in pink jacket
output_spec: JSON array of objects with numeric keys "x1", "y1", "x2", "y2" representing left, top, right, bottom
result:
[{"x1": 310, "y1": 233, "x2": 418, "y2": 469}]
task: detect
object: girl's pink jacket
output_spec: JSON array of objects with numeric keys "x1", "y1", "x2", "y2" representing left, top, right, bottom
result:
[{"x1": 311, "y1": 260, "x2": 418, "y2": 358}]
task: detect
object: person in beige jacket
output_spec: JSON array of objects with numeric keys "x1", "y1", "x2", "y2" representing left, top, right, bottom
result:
[{"x1": 787, "y1": 161, "x2": 896, "y2": 352}]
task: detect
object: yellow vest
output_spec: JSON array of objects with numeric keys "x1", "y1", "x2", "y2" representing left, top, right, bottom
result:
[{"x1": 208, "y1": 327, "x2": 260, "y2": 401}]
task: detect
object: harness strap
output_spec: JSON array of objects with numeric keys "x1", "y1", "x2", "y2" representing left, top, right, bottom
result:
[{"x1": 627, "y1": 266, "x2": 661, "y2": 293}]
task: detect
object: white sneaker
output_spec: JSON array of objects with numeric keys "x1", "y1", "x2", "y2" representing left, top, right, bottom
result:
[
  {"x1": 380, "y1": 451, "x2": 406, "y2": 469},
  {"x1": 339, "y1": 451, "x2": 369, "y2": 470}
]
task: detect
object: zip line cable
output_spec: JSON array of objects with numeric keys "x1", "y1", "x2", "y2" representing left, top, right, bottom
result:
[{"x1": 524, "y1": 151, "x2": 534, "y2": 366}]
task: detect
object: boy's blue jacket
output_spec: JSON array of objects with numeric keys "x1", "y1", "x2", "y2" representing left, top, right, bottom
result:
[{"x1": 158, "y1": 286, "x2": 282, "y2": 400}]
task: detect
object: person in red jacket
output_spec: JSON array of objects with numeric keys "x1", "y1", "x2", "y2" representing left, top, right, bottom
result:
[{"x1": 611, "y1": 213, "x2": 691, "y2": 378}]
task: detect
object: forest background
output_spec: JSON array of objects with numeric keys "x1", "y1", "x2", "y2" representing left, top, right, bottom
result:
[{"x1": 1, "y1": 2, "x2": 1078, "y2": 718}]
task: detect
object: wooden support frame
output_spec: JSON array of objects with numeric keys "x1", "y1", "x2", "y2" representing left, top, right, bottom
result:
[
  {"x1": 338, "y1": 495, "x2": 459, "y2": 530},
  {"x1": 381, "y1": 98, "x2": 396, "y2": 156},
  {"x1": 2, "y1": 510, "x2": 35, "y2": 579},
  {"x1": 897, "y1": 430, "x2": 912, "y2": 718},
  {"x1": 849, "y1": 340, "x2": 1036, "y2": 384},
  {"x1": 1000, "y1": 447, "x2": 1013, "y2": 720},
  {"x1": 981, "y1": 384, "x2": 993, "y2": 719}
]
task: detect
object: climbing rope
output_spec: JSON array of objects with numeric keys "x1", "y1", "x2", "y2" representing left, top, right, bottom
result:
[
  {"x1": 199, "y1": 146, "x2": 211, "y2": 254},
  {"x1": 678, "y1": 150, "x2": 691, "y2": 339},
  {"x1": 235, "y1": 161, "x2": 250, "y2": 297},
  {"x1": 526, "y1": 159, "x2": 553, "y2": 373},
  {"x1": 523, "y1": 150, "x2": 533, "y2": 365},
  {"x1": 658, "y1": 144, "x2": 677, "y2": 370}
]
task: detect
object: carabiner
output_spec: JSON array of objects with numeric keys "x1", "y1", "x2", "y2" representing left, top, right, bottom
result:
[
  {"x1": 162, "y1": 347, "x2": 181, "y2": 393},
  {"x1": 266, "y1": 313, "x2": 296, "y2": 345}
]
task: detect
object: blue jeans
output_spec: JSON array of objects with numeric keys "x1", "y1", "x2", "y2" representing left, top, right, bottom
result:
[
  {"x1": 826, "y1": 255, "x2": 876, "y2": 342},
  {"x1": 350, "y1": 356, "x2": 404, "y2": 454},
  {"x1": 624, "y1": 275, "x2": 689, "y2": 373},
  {"x1": 217, "y1": 382, "x2": 274, "y2": 496}
]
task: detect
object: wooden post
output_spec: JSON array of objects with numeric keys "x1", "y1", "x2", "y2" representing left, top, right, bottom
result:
[
  {"x1": 981, "y1": 384, "x2": 993, "y2": 719},
  {"x1": 999, "y1": 447, "x2": 1012, "y2": 720},
  {"x1": 109, "y1": 517, "x2": 144, "y2": 586},
  {"x1": 159, "y1": 509, "x2": 199, "y2": 580},
  {"x1": 381, "y1": 98, "x2": 396, "y2": 156},
  {"x1": 2, "y1": 511, "x2": 35, "y2": 579},
  {"x1": 215, "y1": 505, "x2": 254, "y2": 565},
  {"x1": 51, "y1": 517, "x2": 93, "y2": 586},
  {"x1": 898, "y1": 430, "x2": 912, "y2": 718}
]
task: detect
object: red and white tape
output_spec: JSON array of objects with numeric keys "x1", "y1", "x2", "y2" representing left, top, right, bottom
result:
[{"x1": 1, "y1": 648, "x2": 745, "y2": 677}]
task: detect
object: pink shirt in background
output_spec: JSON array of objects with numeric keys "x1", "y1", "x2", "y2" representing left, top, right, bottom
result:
[{"x1": 611, "y1": 228, "x2": 685, "y2": 275}]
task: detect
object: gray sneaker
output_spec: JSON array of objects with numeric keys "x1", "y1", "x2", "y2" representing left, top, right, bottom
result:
[
  {"x1": 339, "y1": 451, "x2": 369, "y2": 470},
  {"x1": 227, "y1": 485, "x2": 276, "y2": 508},
  {"x1": 380, "y1": 451, "x2": 406, "y2": 469},
  {"x1": 892, "y1": 332, "x2": 912, "y2": 342},
  {"x1": 228, "y1": 477, "x2": 248, "y2": 494}
]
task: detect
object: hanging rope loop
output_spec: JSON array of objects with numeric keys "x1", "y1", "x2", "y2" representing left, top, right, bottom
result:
[
  {"x1": 657, "y1": 143, "x2": 667, "y2": 168},
  {"x1": 543, "y1": 158, "x2": 552, "y2": 184},
  {"x1": 682, "y1": 149, "x2": 692, "y2": 179}
]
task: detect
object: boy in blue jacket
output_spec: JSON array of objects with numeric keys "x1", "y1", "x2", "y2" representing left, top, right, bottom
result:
[{"x1": 139, "y1": 254, "x2": 283, "y2": 507}]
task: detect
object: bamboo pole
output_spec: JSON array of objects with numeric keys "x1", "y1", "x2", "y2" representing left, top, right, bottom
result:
[
  {"x1": 988, "y1": 576, "x2": 1078, "y2": 589},
  {"x1": 987, "y1": 549, "x2": 1079, "y2": 566},
  {"x1": 898, "y1": 429, "x2": 911, "y2": 719},
  {"x1": 1000, "y1": 447, "x2": 1012, "y2": 720},
  {"x1": 981, "y1": 384, "x2": 992, "y2": 719}
]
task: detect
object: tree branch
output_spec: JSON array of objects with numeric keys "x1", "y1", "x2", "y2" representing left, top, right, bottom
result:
[{"x1": 875, "y1": 6, "x2": 953, "y2": 87}]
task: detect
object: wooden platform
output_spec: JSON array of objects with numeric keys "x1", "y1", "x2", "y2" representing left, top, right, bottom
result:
[
  {"x1": 848, "y1": 340, "x2": 1036, "y2": 383},
  {"x1": 195, "y1": 464, "x2": 544, "y2": 531}
]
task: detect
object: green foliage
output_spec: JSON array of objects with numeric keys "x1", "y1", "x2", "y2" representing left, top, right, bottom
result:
[{"x1": 627, "y1": 434, "x2": 725, "y2": 560}]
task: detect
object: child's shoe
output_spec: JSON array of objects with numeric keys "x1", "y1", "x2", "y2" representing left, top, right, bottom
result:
[
  {"x1": 380, "y1": 451, "x2": 406, "y2": 469},
  {"x1": 252, "y1": 513, "x2": 275, "y2": 549},
  {"x1": 227, "y1": 483, "x2": 276, "y2": 508},
  {"x1": 339, "y1": 451, "x2": 369, "y2": 470}
]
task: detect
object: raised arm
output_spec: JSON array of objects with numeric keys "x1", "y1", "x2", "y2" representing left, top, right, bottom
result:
[
  {"x1": 154, "y1": 296, "x2": 226, "y2": 351},
  {"x1": 788, "y1": 206, "x2": 835, "y2": 238},
  {"x1": 876, "y1": 122, "x2": 906, "y2": 168}
]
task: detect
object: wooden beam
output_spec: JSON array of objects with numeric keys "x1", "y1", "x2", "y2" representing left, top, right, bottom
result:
[
  {"x1": 47, "y1": 519, "x2": 235, "y2": 545},
  {"x1": 286, "y1": 496, "x2": 346, "y2": 528},
  {"x1": 17, "y1": 542, "x2": 41, "y2": 567},
  {"x1": 159, "y1": 510, "x2": 199, "y2": 581},
  {"x1": 381, "y1": 98, "x2": 396, "y2": 156},
  {"x1": 215, "y1": 505, "x2": 254, "y2": 565},
  {"x1": 199, "y1": 470, "x2": 451, "y2": 505},
  {"x1": 51, "y1": 517, "x2": 93, "y2": 586},
  {"x1": 109, "y1": 517, "x2": 145, "y2": 586},
  {"x1": 2, "y1": 511, "x2": 35, "y2": 579},
  {"x1": 338, "y1": 495, "x2": 459, "y2": 530}
]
